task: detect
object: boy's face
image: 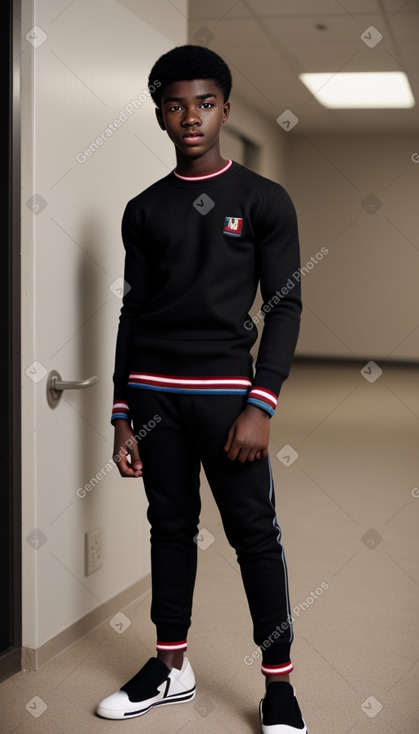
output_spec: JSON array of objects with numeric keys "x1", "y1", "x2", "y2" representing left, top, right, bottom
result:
[{"x1": 156, "y1": 79, "x2": 230, "y2": 159}]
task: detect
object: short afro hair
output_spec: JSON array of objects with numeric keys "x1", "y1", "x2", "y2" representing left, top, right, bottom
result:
[{"x1": 148, "y1": 45, "x2": 232, "y2": 107}]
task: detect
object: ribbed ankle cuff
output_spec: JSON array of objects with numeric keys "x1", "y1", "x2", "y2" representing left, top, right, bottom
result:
[
  {"x1": 156, "y1": 639, "x2": 188, "y2": 652},
  {"x1": 261, "y1": 660, "x2": 293, "y2": 676}
]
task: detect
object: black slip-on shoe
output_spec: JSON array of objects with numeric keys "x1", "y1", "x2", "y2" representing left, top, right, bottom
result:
[
  {"x1": 260, "y1": 681, "x2": 308, "y2": 733},
  {"x1": 96, "y1": 656, "x2": 196, "y2": 720}
]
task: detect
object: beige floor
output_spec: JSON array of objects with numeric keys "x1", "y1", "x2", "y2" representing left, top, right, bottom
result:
[{"x1": 2, "y1": 360, "x2": 419, "y2": 733}]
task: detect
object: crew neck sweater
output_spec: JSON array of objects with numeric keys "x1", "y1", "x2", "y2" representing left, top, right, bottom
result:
[{"x1": 111, "y1": 160, "x2": 302, "y2": 422}]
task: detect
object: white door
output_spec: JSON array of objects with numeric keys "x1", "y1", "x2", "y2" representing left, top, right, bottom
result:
[{"x1": 20, "y1": 0, "x2": 187, "y2": 664}]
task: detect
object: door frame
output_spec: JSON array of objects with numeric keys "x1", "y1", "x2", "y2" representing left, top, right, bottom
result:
[{"x1": 0, "y1": 0, "x2": 22, "y2": 682}]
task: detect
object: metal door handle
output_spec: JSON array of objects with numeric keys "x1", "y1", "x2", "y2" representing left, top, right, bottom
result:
[{"x1": 47, "y1": 370, "x2": 99, "y2": 408}]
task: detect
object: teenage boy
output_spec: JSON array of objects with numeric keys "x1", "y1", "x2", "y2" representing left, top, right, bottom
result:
[{"x1": 96, "y1": 45, "x2": 308, "y2": 733}]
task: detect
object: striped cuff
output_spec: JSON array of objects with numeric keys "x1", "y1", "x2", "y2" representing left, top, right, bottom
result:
[
  {"x1": 111, "y1": 400, "x2": 130, "y2": 424},
  {"x1": 247, "y1": 387, "x2": 277, "y2": 417},
  {"x1": 156, "y1": 639, "x2": 188, "y2": 652},
  {"x1": 261, "y1": 660, "x2": 294, "y2": 676}
]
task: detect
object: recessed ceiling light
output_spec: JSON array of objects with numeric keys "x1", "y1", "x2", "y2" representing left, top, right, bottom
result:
[{"x1": 299, "y1": 72, "x2": 415, "y2": 108}]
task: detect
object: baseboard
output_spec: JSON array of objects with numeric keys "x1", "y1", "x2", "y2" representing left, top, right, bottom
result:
[{"x1": 21, "y1": 575, "x2": 151, "y2": 671}]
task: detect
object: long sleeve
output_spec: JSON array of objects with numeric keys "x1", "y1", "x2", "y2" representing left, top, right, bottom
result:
[
  {"x1": 247, "y1": 186, "x2": 302, "y2": 417},
  {"x1": 111, "y1": 200, "x2": 149, "y2": 423}
]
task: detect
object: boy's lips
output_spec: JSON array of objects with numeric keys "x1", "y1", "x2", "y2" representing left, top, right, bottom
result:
[{"x1": 182, "y1": 131, "x2": 204, "y2": 141}]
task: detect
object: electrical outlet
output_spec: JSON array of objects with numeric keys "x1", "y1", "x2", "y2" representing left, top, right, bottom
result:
[{"x1": 85, "y1": 528, "x2": 102, "y2": 576}]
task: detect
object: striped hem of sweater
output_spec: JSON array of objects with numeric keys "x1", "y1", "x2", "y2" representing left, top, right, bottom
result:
[
  {"x1": 111, "y1": 374, "x2": 277, "y2": 422},
  {"x1": 127, "y1": 372, "x2": 252, "y2": 393}
]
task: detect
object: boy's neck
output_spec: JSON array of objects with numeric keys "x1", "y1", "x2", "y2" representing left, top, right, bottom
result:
[{"x1": 174, "y1": 150, "x2": 230, "y2": 178}]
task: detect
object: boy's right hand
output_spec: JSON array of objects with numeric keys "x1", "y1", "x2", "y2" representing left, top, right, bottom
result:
[{"x1": 113, "y1": 419, "x2": 143, "y2": 477}]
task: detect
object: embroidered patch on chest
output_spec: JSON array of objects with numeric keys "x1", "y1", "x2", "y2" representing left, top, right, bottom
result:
[{"x1": 223, "y1": 216, "x2": 243, "y2": 237}]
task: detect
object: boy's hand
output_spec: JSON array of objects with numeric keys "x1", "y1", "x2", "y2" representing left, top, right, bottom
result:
[
  {"x1": 113, "y1": 419, "x2": 143, "y2": 477},
  {"x1": 224, "y1": 404, "x2": 270, "y2": 462}
]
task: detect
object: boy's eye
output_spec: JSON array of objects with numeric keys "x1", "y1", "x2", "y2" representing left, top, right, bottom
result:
[
  {"x1": 169, "y1": 105, "x2": 183, "y2": 112},
  {"x1": 199, "y1": 102, "x2": 213, "y2": 109}
]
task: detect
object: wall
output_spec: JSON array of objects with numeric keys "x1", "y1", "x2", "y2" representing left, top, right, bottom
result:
[
  {"x1": 221, "y1": 125, "x2": 246, "y2": 163},
  {"x1": 287, "y1": 133, "x2": 419, "y2": 361},
  {"x1": 222, "y1": 99, "x2": 419, "y2": 365},
  {"x1": 20, "y1": 0, "x2": 187, "y2": 661},
  {"x1": 227, "y1": 94, "x2": 289, "y2": 180}
]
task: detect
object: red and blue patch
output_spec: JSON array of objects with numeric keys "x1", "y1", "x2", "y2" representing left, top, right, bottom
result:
[{"x1": 223, "y1": 216, "x2": 243, "y2": 237}]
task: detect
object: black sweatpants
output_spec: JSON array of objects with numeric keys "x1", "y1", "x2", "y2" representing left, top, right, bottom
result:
[{"x1": 129, "y1": 387, "x2": 294, "y2": 668}]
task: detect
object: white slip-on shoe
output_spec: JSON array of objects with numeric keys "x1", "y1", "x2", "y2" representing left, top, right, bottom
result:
[
  {"x1": 259, "y1": 681, "x2": 308, "y2": 733},
  {"x1": 96, "y1": 656, "x2": 196, "y2": 720}
]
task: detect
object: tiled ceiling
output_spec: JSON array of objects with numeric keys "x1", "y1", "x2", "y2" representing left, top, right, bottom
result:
[{"x1": 188, "y1": 0, "x2": 419, "y2": 132}]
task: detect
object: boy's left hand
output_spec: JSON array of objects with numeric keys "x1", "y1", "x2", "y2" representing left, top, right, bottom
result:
[{"x1": 224, "y1": 404, "x2": 270, "y2": 462}]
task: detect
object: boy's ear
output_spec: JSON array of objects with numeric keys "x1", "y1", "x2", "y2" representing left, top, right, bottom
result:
[
  {"x1": 222, "y1": 101, "x2": 231, "y2": 124},
  {"x1": 155, "y1": 107, "x2": 166, "y2": 130}
]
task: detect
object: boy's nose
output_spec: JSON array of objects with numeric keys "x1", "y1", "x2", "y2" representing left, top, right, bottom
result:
[{"x1": 182, "y1": 110, "x2": 201, "y2": 126}]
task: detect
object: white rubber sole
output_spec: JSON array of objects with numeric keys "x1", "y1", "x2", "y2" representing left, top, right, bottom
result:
[{"x1": 97, "y1": 686, "x2": 196, "y2": 720}]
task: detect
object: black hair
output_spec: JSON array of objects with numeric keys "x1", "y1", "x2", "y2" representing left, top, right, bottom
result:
[{"x1": 148, "y1": 44, "x2": 232, "y2": 107}]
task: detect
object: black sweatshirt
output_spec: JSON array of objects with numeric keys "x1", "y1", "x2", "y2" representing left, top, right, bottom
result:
[{"x1": 111, "y1": 160, "x2": 302, "y2": 423}]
